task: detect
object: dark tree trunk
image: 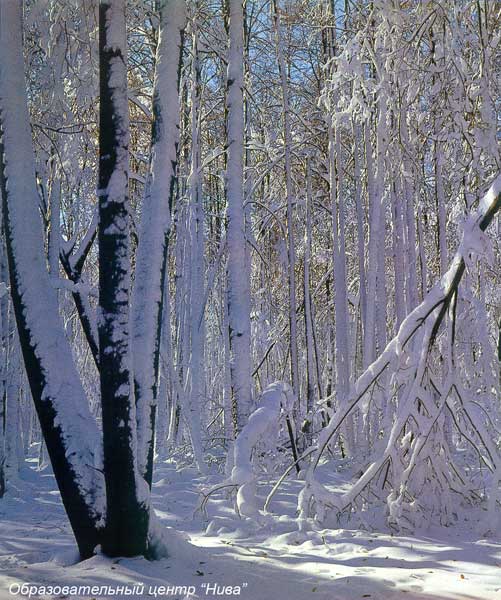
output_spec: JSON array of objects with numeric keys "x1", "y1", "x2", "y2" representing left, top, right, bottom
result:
[{"x1": 98, "y1": 0, "x2": 149, "y2": 557}]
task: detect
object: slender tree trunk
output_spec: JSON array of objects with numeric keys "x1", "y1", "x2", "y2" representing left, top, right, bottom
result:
[
  {"x1": 417, "y1": 204, "x2": 428, "y2": 299},
  {"x1": 322, "y1": 0, "x2": 354, "y2": 453},
  {"x1": 60, "y1": 216, "x2": 100, "y2": 369},
  {"x1": 391, "y1": 180, "x2": 406, "y2": 331},
  {"x1": 303, "y1": 158, "x2": 316, "y2": 442},
  {"x1": 131, "y1": 0, "x2": 186, "y2": 486},
  {"x1": 4, "y1": 334, "x2": 23, "y2": 482},
  {"x1": 273, "y1": 0, "x2": 300, "y2": 420},
  {"x1": 226, "y1": 0, "x2": 252, "y2": 432},
  {"x1": 353, "y1": 122, "x2": 367, "y2": 370},
  {"x1": 374, "y1": 94, "x2": 387, "y2": 355},
  {"x1": 188, "y1": 15, "x2": 206, "y2": 470},
  {"x1": 435, "y1": 141, "x2": 448, "y2": 276},
  {"x1": 363, "y1": 120, "x2": 377, "y2": 367},
  {"x1": 399, "y1": 101, "x2": 418, "y2": 312}
]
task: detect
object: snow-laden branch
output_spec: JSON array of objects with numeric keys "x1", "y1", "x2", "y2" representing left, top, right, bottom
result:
[
  {"x1": 312, "y1": 175, "x2": 500, "y2": 471},
  {"x1": 50, "y1": 277, "x2": 97, "y2": 297},
  {"x1": 67, "y1": 210, "x2": 98, "y2": 275},
  {"x1": 296, "y1": 175, "x2": 501, "y2": 527}
]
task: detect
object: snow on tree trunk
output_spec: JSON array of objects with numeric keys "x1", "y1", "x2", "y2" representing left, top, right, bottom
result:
[
  {"x1": 48, "y1": 174, "x2": 61, "y2": 280},
  {"x1": 273, "y1": 0, "x2": 300, "y2": 425},
  {"x1": 322, "y1": 3, "x2": 354, "y2": 454},
  {"x1": 131, "y1": 0, "x2": 186, "y2": 487},
  {"x1": 225, "y1": 0, "x2": 252, "y2": 432},
  {"x1": 391, "y1": 179, "x2": 406, "y2": 331},
  {"x1": 98, "y1": 0, "x2": 149, "y2": 557},
  {"x1": 353, "y1": 122, "x2": 367, "y2": 369},
  {"x1": 327, "y1": 113, "x2": 354, "y2": 454},
  {"x1": 222, "y1": 284, "x2": 234, "y2": 443},
  {"x1": 4, "y1": 332, "x2": 21, "y2": 482},
  {"x1": 435, "y1": 141, "x2": 448, "y2": 276},
  {"x1": 363, "y1": 120, "x2": 378, "y2": 367},
  {"x1": 374, "y1": 89, "x2": 388, "y2": 355},
  {"x1": 187, "y1": 15, "x2": 206, "y2": 472},
  {"x1": 0, "y1": 0, "x2": 103, "y2": 559},
  {"x1": 303, "y1": 158, "x2": 316, "y2": 442},
  {"x1": 0, "y1": 219, "x2": 7, "y2": 497},
  {"x1": 399, "y1": 100, "x2": 418, "y2": 313}
]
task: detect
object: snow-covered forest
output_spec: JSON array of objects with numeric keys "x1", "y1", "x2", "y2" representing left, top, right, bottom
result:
[{"x1": 0, "y1": 0, "x2": 500, "y2": 598}]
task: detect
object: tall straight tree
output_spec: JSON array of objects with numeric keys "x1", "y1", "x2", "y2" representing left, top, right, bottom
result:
[
  {"x1": 323, "y1": 0, "x2": 353, "y2": 453},
  {"x1": 131, "y1": 0, "x2": 186, "y2": 486},
  {"x1": 272, "y1": 0, "x2": 300, "y2": 420},
  {"x1": 98, "y1": 0, "x2": 149, "y2": 557},
  {"x1": 225, "y1": 0, "x2": 252, "y2": 432},
  {"x1": 187, "y1": 7, "x2": 206, "y2": 471}
]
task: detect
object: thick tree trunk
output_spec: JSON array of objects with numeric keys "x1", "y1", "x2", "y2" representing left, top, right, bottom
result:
[
  {"x1": 0, "y1": 0, "x2": 103, "y2": 559},
  {"x1": 0, "y1": 218, "x2": 7, "y2": 497},
  {"x1": 98, "y1": 0, "x2": 149, "y2": 557}
]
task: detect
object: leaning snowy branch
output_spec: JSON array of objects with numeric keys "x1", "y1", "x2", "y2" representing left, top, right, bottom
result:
[
  {"x1": 311, "y1": 175, "x2": 500, "y2": 471},
  {"x1": 296, "y1": 175, "x2": 501, "y2": 527}
]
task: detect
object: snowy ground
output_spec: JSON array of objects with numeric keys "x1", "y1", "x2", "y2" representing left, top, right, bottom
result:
[{"x1": 0, "y1": 457, "x2": 500, "y2": 600}]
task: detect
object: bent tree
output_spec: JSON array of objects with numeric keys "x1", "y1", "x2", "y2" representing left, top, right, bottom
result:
[
  {"x1": 0, "y1": 0, "x2": 186, "y2": 559},
  {"x1": 297, "y1": 176, "x2": 501, "y2": 530}
]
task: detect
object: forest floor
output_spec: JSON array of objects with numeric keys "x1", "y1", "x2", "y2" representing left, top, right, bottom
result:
[{"x1": 0, "y1": 455, "x2": 500, "y2": 600}]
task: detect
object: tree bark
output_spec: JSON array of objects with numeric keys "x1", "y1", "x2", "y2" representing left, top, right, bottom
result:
[{"x1": 98, "y1": 0, "x2": 149, "y2": 557}]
